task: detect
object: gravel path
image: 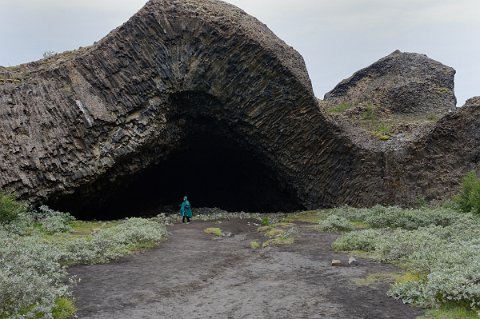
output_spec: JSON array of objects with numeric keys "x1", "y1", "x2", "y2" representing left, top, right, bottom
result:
[{"x1": 70, "y1": 219, "x2": 423, "y2": 318}]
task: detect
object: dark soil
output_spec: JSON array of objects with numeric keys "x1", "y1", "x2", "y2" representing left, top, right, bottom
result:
[{"x1": 70, "y1": 219, "x2": 424, "y2": 318}]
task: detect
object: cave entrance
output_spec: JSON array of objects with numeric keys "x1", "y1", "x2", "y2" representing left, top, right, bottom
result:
[
  {"x1": 50, "y1": 126, "x2": 303, "y2": 220},
  {"x1": 49, "y1": 91, "x2": 304, "y2": 219}
]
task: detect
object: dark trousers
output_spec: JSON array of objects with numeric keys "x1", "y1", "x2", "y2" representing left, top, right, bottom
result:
[{"x1": 182, "y1": 216, "x2": 191, "y2": 223}]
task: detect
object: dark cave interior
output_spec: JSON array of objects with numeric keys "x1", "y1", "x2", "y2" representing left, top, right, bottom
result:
[{"x1": 49, "y1": 131, "x2": 303, "y2": 220}]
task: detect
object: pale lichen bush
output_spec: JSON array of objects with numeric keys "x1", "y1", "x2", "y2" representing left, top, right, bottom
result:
[
  {"x1": 318, "y1": 214, "x2": 353, "y2": 232},
  {"x1": 0, "y1": 230, "x2": 72, "y2": 319},
  {"x1": 0, "y1": 214, "x2": 168, "y2": 318},
  {"x1": 332, "y1": 206, "x2": 480, "y2": 310}
]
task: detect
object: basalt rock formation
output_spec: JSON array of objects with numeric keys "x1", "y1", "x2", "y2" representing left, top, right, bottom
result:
[
  {"x1": 0, "y1": 0, "x2": 478, "y2": 218},
  {"x1": 324, "y1": 50, "x2": 457, "y2": 114}
]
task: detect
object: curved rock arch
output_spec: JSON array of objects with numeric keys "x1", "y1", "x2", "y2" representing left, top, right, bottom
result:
[{"x1": 1, "y1": 0, "x2": 478, "y2": 217}]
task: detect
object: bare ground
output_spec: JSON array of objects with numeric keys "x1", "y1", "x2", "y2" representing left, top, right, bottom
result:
[{"x1": 70, "y1": 219, "x2": 424, "y2": 318}]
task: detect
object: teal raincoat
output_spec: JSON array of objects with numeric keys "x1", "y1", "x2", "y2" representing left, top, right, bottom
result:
[{"x1": 180, "y1": 196, "x2": 192, "y2": 218}]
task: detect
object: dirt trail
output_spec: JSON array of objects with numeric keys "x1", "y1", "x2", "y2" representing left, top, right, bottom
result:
[{"x1": 70, "y1": 219, "x2": 423, "y2": 318}]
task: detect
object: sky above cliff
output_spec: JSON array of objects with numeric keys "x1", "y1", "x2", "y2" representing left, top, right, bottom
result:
[{"x1": 0, "y1": 0, "x2": 478, "y2": 105}]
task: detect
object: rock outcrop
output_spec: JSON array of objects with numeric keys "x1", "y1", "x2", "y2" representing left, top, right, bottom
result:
[
  {"x1": 464, "y1": 97, "x2": 480, "y2": 107},
  {"x1": 324, "y1": 50, "x2": 457, "y2": 114},
  {"x1": 0, "y1": 0, "x2": 478, "y2": 217}
]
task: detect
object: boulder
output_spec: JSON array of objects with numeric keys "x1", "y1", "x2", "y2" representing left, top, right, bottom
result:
[{"x1": 331, "y1": 260, "x2": 342, "y2": 267}]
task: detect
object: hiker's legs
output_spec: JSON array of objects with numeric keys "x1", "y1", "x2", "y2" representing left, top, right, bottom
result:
[
  {"x1": 187, "y1": 217, "x2": 191, "y2": 223},
  {"x1": 182, "y1": 216, "x2": 186, "y2": 223}
]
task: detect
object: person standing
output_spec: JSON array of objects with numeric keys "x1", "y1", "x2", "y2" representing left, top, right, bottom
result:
[{"x1": 180, "y1": 196, "x2": 192, "y2": 223}]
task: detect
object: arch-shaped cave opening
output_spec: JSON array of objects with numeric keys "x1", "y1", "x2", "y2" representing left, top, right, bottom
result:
[{"x1": 49, "y1": 93, "x2": 304, "y2": 219}]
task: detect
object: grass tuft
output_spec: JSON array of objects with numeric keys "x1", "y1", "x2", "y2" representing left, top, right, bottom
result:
[
  {"x1": 52, "y1": 297, "x2": 76, "y2": 319},
  {"x1": 204, "y1": 227, "x2": 223, "y2": 237},
  {"x1": 250, "y1": 240, "x2": 261, "y2": 249}
]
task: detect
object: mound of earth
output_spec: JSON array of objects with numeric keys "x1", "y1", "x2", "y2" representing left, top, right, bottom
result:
[{"x1": 0, "y1": 0, "x2": 479, "y2": 215}]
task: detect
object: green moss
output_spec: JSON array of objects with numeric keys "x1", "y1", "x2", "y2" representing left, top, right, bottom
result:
[
  {"x1": 0, "y1": 192, "x2": 27, "y2": 225},
  {"x1": 204, "y1": 227, "x2": 223, "y2": 237}
]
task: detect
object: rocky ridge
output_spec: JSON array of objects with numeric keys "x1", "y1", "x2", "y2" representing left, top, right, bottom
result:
[{"x1": 324, "y1": 50, "x2": 457, "y2": 114}]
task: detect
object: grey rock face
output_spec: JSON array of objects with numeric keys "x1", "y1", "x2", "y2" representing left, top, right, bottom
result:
[
  {"x1": 0, "y1": 0, "x2": 478, "y2": 216},
  {"x1": 464, "y1": 97, "x2": 480, "y2": 107},
  {"x1": 324, "y1": 50, "x2": 457, "y2": 114}
]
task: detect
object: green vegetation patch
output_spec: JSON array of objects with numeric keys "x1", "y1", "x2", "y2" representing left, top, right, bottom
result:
[
  {"x1": 454, "y1": 170, "x2": 480, "y2": 215},
  {"x1": 204, "y1": 227, "x2": 224, "y2": 237},
  {"x1": 283, "y1": 210, "x2": 326, "y2": 224},
  {"x1": 0, "y1": 195, "x2": 168, "y2": 319},
  {"x1": 319, "y1": 214, "x2": 354, "y2": 232},
  {"x1": 257, "y1": 223, "x2": 297, "y2": 248},
  {"x1": 250, "y1": 240, "x2": 261, "y2": 249},
  {"x1": 418, "y1": 304, "x2": 480, "y2": 319},
  {"x1": 328, "y1": 194, "x2": 480, "y2": 312},
  {"x1": 52, "y1": 297, "x2": 77, "y2": 319},
  {"x1": 327, "y1": 102, "x2": 352, "y2": 114},
  {"x1": 262, "y1": 236, "x2": 294, "y2": 248},
  {"x1": 0, "y1": 192, "x2": 27, "y2": 225},
  {"x1": 354, "y1": 271, "x2": 403, "y2": 287}
]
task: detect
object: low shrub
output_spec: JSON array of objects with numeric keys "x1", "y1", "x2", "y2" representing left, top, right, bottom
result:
[
  {"x1": 318, "y1": 215, "x2": 353, "y2": 232},
  {"x1": 332, "y1": 205, "x2": 480, "y2": 311},
  {"x1": 1, "y1": 216, "x2": 168, "y2": 318},
  {"x1": 0, "y1": 192, "x2": 27, "y2": 225},
  {"x1": 261, "y1": 216, "x2": 270, "y2": 226},
  {"x1": 455, "y1": 171, "x2": 480, "y2": 215},
  {"x1": 37, "y1": 205, "x2": 76, "y2": 234},
  {"x1": 60, "y1": 218, "x2": 167, "y2": 264},
  {"x1": 0, "y1": 232, "x2": 71, "y2": 319},
  {"x1": 330, "y1": 205, "x2": 457, "y2": 230},
  {"x1": 332, "y1": 228, "x2": 384, "y2": 252}
]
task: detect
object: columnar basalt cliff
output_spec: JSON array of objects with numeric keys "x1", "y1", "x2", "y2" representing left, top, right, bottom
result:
[{"x1": 0, "y1": 0, "x2": 478, "y2": 217}]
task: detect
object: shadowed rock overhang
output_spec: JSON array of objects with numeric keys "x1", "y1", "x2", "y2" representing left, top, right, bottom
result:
[{"x1": 0, "y1": 0, "x2": 479, "y2": 217}]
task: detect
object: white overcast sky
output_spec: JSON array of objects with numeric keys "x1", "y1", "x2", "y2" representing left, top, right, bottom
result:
[{"x1": 1, "y1": 0, "x2": 478, "y2": 105}]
